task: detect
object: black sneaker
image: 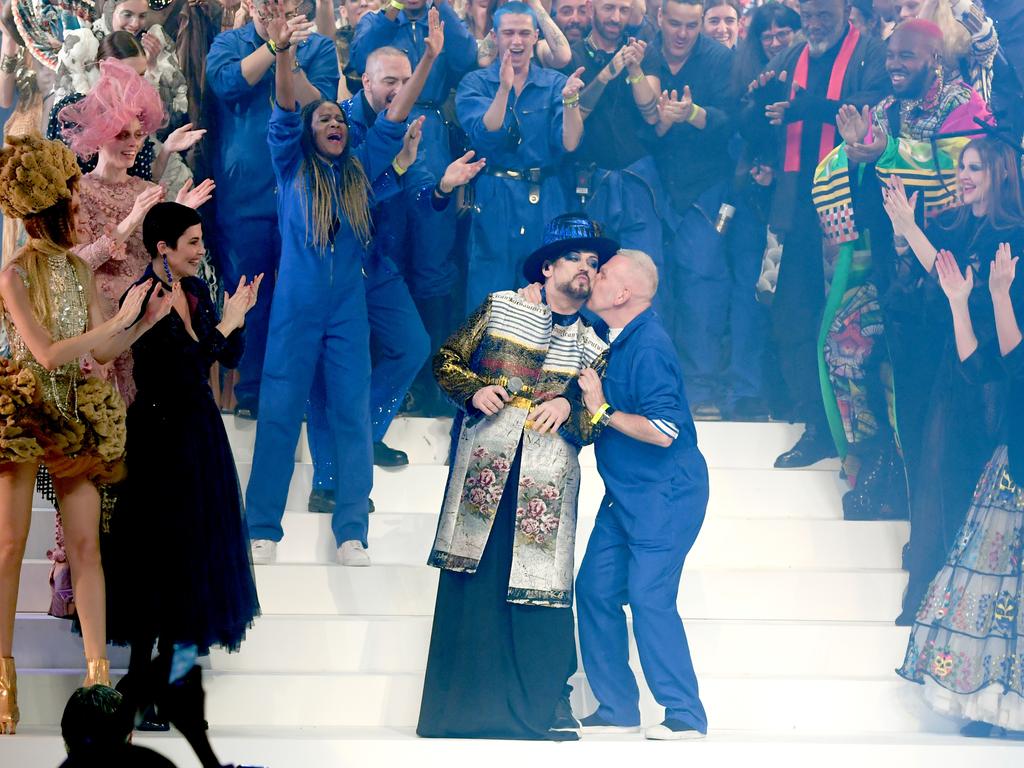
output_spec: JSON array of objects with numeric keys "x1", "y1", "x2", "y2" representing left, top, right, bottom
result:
[
  {"x1": 308, "y1": 488, "x2": 335, "y2": 514},
  {"x1": 374, "y1": 441, "x2": 409, "y2": 467},
  {"x1": 550, "y1": 697, "x2": 581, "y2": 733},
  {"x1": 579, "y1": 712, "x2": 640, "y2": 734},
  {"x1": 644, "y1": 718, "x2": 706, "y2": 740}
]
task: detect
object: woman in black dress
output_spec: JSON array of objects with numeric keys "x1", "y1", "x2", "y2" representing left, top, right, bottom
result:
[{"x1": 107, "y1": 202, "x2": 262, "y2": 768}]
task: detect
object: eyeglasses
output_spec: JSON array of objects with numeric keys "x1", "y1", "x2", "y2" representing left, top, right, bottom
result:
[{"x1": 760, "y1": 29, "x2": 794, "y2": 46}]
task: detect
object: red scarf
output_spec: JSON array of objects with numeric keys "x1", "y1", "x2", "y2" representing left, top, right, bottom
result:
[{"x1": 783, "y1": 24, "x2": 861, "y2": 173}]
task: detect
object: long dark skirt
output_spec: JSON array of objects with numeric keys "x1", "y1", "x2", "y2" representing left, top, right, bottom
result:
[{"x1": 416, "y1": 450, "x2": 578, "y2": 740}]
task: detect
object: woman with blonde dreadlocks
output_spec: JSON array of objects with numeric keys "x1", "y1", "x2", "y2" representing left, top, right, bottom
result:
[
  {"x1": 0, "y1": 135, "x2": 173, "y2": 735},
  {"x1": 245, "y1": 1, "x2": 444, "y2": 565}
]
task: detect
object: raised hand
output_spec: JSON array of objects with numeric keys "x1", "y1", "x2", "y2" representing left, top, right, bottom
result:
[
  {"x1": 163, "y1": 123, "x2": 208, "y2": 154},
  {"x1": 516, "y1": 281, "x2": 543, "y2": 304},
  {"x1": 936, "y1": 249, "x2": 974, "y2": 306},
  {"x1": 265, "y1": 0, "x2": 292, "y2": 46},
  {"x1": 285, "y1": 13, "x2": 317, "y2": 46},
  {"x1": 836, "y1": 103, "x2": 869, "y2": 145},
  {"x1": 424, "y1": 7, "x2": 445, "y2": 59},
  {"x1": 658, "y1": 88, "x2": 692, "y2": 124},
  {"x1": 175, "y1": 178, "x2": 216, "y2": 209},
  {"x1": 472, "y1": 384, "x2": 511, "y2": 416},
  {"x1": 141, "y1": 31, "x2": 162, "y2": 69},
  {"x1": 222, "y1": 275, "x2": 257, "y2": 331},
  {"x1": 562, "y1": 66, "x2": 586, "y2": 101},
  {"x1": 123, "y1": 185, "x2": 165, "y2": 237},
  {"x1": 989, "y1": 242, "x2": 1019, "y2": 297},
  {"x1": 622, "y1": 37, "x2": 647, "y2": 74},
  {"x1": 439, "y1": 150, "x2": 486, "y2": 193},
  {"x1": 499, "y1": 50, "x2": 514, "y2": 91},
  {"x1": 245, "y1": 273, "x2": 264, "y2": 313},
  {"x1": 396, "y1": 115, "x2": 425, "y2": 171},
  {"x1": 881, "y1": 175, "x2": 918, "y2": 236},
  {"x1": 142, "y1": 281, "x2": 178, "y2": 326}
]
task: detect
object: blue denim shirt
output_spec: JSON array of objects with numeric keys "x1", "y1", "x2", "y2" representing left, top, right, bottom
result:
[
  {"x1": 206, "y1": 23, "x2": 340, "y2": 222},
  {"x1": 595, "y1": 308, "x2": 703, "y2": 505},
  {"x1": 267, "y1": 103, "x2": 405, "y2": 295},
  {"x1": 350, "y1": 2, "x2": 478, "y2": 106},
  {"x1": 455, "y1": 60, "x2": 568, "y2": 171}
]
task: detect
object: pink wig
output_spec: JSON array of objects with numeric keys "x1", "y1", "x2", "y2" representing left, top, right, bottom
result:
[{"x1": 58, "y1": 59, "x2": 167, "y2": 160}]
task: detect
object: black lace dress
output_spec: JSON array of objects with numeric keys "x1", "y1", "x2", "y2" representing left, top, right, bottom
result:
[{"x1": 106, "y1": 264, "x2": 259, "y2": 654}]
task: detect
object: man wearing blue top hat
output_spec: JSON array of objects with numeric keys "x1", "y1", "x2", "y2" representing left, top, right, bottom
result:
[
  {"x1": 417, "y1": 213, "x2": 615, "y2": 740},
  {"x1": 573, "y1": 248, "x2": 710, "y2": 741}
]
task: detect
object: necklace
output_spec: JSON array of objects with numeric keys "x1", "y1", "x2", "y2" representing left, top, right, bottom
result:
[{"x1": 44, "y1": 252, "x2": 87, "y2": 422}]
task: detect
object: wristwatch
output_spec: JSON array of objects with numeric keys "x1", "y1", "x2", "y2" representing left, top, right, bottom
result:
[{"x1": 599, "y1": 404, "x2": 616, "y2": 426}]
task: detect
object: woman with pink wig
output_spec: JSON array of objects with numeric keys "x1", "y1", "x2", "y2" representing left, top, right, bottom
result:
[{"x1": 58, "y1": 58, "x2": 213, "y2": 405}]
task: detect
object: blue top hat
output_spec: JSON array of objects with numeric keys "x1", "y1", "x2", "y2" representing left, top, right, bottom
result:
[{"x1": 522, "y1": 213, "x2": 620, "y2": 284}]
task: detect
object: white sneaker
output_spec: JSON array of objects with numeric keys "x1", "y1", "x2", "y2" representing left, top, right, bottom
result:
[
  {"x1": 338, "y1": 540, "x2": 371, "y2": 567},
  {"x1": 250, "y1": 539, "x2": 277, "y2": 564},
  {"x1": 644, "y1": 721, "x2": 706, "y2": 741}
]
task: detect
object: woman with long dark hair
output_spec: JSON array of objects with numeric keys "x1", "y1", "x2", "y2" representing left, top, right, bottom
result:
[
  {"x1": 898, "y1": 239, "x2": 1024, "y2": 737},
  {"x1": 244, "y1": 3, "x2": 440, "y2": 566},
  {"x1": 883, "y1": 137, "x2": 1024, "y2": 624},
  {"x1": 0, "y1": 135, "x2": 170, "y2": 735}
]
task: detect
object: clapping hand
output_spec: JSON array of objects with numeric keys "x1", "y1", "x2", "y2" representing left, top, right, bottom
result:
[
  {"x1": 499, "y1": 51, "x2": 514, "y2": 91},
  {"x1": 142, "y1": 281, "x2": 179, "y2": 327},
  {"x1": 836, "y1": 104, "x2": 870, "y2": 145},
  {"x1": 599, "y1": 46, "x2": 628, "y2": 83},
  {"x1": 881, "y1": 175, "x2": 919, "y2": 236},
  {"x1": 114, "y1": 280, "x2": 153, "y2": 330},
  {"x1": 622, "y1": 37, "x2": 646, "y2": 75},
  {"x1": 222, "y1": 274, "x2": 263, "y2": 332},
  {"x1": 141, "y1": 31, "x2": 162, "y2": 69},
  {"x1": 175, "y1": 178, "x2": 216, "y2": 209},
  {"x1": 396, "y1": 116, "x2": 425, "y2": 171},
  {"x1": 163, "y1": 123, "x2": 208, "y2": 154},
  {"x1": 439, "y1": 150, "x2": 486, "y2": 193},
  {"x1": 936, "y1": 249, "x2": 973, "y2": 307},
  {"x1": 563, "y1": 66, "x2": 586, "y2": 101},
  {"x1": 424, "y1": 7, "x2": 445, "y2": 59},
  {"x1": 989, "y1": 242, "x2": 1018, "y2": 298},
  {"x1": 657, "y1": 87, "x2": 693, "y2": 124}
]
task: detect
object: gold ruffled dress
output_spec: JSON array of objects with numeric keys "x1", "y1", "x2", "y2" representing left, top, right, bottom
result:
[{"x1": 0, "y1": 252, "x2": 126, "y2": 483}]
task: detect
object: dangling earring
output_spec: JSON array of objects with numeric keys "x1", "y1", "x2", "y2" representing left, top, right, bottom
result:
[{"x1": 162, "y1": 255, "x2": 173, "y2": 284}]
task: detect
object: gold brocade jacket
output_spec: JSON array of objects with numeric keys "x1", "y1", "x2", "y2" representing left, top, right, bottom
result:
[{"x1": 428, "y1": 291, "x2": 607, "y2": 607}]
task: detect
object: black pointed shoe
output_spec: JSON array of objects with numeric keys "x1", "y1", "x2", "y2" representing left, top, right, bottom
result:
[{"x1": 774, "y1": 426, "x2": 838, "y2": 469}]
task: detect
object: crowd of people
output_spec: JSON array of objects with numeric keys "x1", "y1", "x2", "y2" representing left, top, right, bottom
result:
[{"x1": 0, "y1": 0, "x2": 1021, "y2": 760}]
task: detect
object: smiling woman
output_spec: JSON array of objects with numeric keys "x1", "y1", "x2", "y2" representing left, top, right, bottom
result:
[{"x1": 57, "y1": 59, "x2": 215, "y2": 405}]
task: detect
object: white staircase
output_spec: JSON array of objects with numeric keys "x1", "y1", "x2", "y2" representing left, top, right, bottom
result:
[{"x1": 4, "y1": 417, "x2": 1019, "y2": 768}]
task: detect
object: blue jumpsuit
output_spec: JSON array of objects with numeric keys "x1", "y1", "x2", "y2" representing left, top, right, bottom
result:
[
  {"x1": 306, "y1": 94, "x2": 439, "y2": 495},
  {"x1": 576, "y1": 308, "x2": 709, "y2": 732},
  {"x1": 350, "y1": 0, "x2": 476, "y2": 300},
  {"x1": 205, "y1": 24, "x2": 340, "y2": 414},
  {"x1": 455, "y1": 60, "x2": 569, "y2": 310},
  {"x1": 245, "y1": 104, "x2": 405, "y2": 548}
]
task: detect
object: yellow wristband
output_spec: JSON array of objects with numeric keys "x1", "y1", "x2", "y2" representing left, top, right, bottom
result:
[
  {"x1": 686, "y1": 102, "x2": 700, "y2": 124},
  {"x1": 392, "y1": 158, "x2": 407, "y2": 176},
  {"x1": 590, "y1": 402, "x2": 610, "y2": 425},
  {"x1": 626, "y1": 72, "x2": 644, "y2": 85},
  {"x1": 389, "y1": 0, "x2": 405, "y2": 9}
]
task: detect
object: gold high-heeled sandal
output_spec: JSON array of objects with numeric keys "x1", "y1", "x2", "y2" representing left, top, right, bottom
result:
[
  {"x1": 84, "y1": 657, "x2": 110, "y2": 687},
  {"x1": 0, "y1": 656, "x2": 18, "y2": 735}
]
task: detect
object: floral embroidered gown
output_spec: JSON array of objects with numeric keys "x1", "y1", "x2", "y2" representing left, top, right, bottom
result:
[{"x1": 898, "y1": 317, "x2": 1024, "y2": 730}]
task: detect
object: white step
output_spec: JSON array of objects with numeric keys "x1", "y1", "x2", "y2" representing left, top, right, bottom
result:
[
  {"x1": 16, "y1": 560, "x2": 908, "y2": 621},
  {"x1": 11, "y1": 667, "x2": 953, "y2": 734},
  {"x1": 13, "y1": 613, "x2": 909, "y2": 679},
  {"x1": 25, "y1": 507, "x2": 906, "y2": 569},
  {"x1": 6, "y1": 728, "x2": 1023, "y2": 768},
  {"x1": 231, "y1": 462, "x2": 849, "y2": 520},
  {"x1": 224, "y1": 414, "x2": 841, "y2": 472}
]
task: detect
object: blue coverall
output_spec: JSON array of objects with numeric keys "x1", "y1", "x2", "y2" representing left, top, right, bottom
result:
[
  {"x1": 306, "y1": 94, "x2": 440, "y2": 495},
  {"x1": 576, "y1": 308, "x2": 709, "y2": 733},
  {"x1": 205, "y1": 24, "x2": 339, "y2": 413},
  {"x1": 245, "y1": 104, "x2": 405, "y2": 548},
  {"x1": 350, "y1": 0, "x2": 475, "y2": 299},
  {"x1": 455, "y1": 60, "x2": 569, "y2": 310}
]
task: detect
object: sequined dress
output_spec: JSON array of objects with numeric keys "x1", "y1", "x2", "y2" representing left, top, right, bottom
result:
[
  {"x1": 0, "y1": 251, "x2": 126, "y2": 481},
  {"x1": 73, "y1": 173, "x2": 160, "y2": 405}
]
